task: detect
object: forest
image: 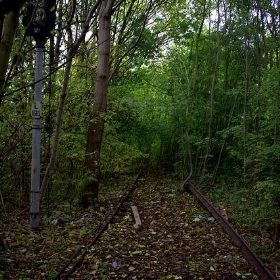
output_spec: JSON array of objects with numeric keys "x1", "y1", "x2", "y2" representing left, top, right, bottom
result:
[{"x1": 0, "y1": 0, "x2": 280, "y2": 278}]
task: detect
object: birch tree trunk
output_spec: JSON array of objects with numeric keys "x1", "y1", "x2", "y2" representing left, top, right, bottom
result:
[{"x1": 82, "y1": 0, "x2": 112, "y2": 208}]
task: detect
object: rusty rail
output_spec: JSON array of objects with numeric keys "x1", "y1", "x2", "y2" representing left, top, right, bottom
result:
[
  {"x1": 53, "y1": 173, "x2": 143, "y2": 280},
  {"x1": 184, "y1": 183, "x2": 277, "y2": 280}
]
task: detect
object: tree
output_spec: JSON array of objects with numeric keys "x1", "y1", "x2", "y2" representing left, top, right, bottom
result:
[
  {"x1": 40, "y1": 0, "x2": 102, "y2": 202},
  {"x1": 82, "y1": 0, "x2": 160, "y2": 207},
  {"x1": 0, "y1": 8, "x2": 20, "y2": 102},
  {"x1": 82, "y1": 0, "x2": 113, "y2": 207}
]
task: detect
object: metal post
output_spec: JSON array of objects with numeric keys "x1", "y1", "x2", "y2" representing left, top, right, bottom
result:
[{"x1": 30, "y1": 46, "x2": 44, "y2": 230}]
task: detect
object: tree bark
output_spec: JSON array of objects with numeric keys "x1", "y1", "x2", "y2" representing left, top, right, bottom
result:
[
  {"x1": 82, "y1": 0, "x2": 112, "y2": 208},
  {"x1": 0, "y1": 9, "x2": 19, "y2": 101}
]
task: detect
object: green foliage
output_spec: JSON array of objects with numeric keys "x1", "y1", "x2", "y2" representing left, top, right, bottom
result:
[
  {"x1": 75, "y1": 172, "x2": 97, "y2": 199},
  {"x1": 101, "y1": 134, "x2": 148, "y2": 177},
  {"x1": 252, "y1": 179, "x2": 280, "y2": 220},
  {"x1": 0, "y1": 254, "x2": 7, "y2": 272}
]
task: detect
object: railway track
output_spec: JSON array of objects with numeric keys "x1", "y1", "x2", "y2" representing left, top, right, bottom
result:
[
  {"x1": 53, "y1": 175, "x2": 277, "y2": 280},
  {"x1": 185, "y1": 183, "x2": 277, "y2": 280},
  {"x1": 53, "y1": 174, "x2": 143, "y2": 280}
]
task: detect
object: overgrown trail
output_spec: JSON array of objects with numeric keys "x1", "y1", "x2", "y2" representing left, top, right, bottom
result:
[
  {"x1": 73, "y1": 174, "x2": 259, "y2": 279},
  {"x1": 1, "y1": 173, "x2": 276, "y2": 279}
]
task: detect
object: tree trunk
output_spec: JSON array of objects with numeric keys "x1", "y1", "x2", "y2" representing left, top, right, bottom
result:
[
  {"x1": 243, "y1": 14, "x2": 249, "y2": 185},
  {"x1": 213, "y1": 95, "x2": 237, "y2": 183},
  {"x1": 40, "y1": 47, "x2": 73, "y2": 202},
  {"x1": 202, "y1": 0, "x2": 221, "y2": 179},
  {"x1": 82, "y1": 0, "x2": 112, "y2": 208},
  {"x1": 40, "y1": 1, "x2": 101, "y2": 202},
  {"x1": 0, "y1": 9, "x2": 19, "y2": 101},
  {"x1": 192, "y1": 0, "x2": 207, "y2": 96}
]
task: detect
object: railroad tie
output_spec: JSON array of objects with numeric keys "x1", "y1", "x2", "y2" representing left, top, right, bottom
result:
[{"x1": 131, "y1": 206, "x2": 142, "y2": 230}]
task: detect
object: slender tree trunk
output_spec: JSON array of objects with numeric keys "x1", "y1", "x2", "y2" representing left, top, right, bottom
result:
[
  {"x1": 191, "y1": 0, "x2": 207, "y2": 178},
  {"x1": 0, "y1": 9, "x2": 19, "y2": 101},
  {"x1": 274, "y1": 22, "x2": 280, "y2": 145},
  {"x1": 82, "y1": 0, "x2": 112, "y2": 208},
  {"x1": 54, "y1": 0, "x2": 63, "y2": 68},
  {"x1": 223, "y1": 0, "x2": 231, "y2": 90},
  {"x1": 192, "y1": 0, "x2": 207, "y2": 96},
  {"x1": 202, "y1": 0, "x2": 221, "y2": 179},
  {"x1": 177, "y1": 53, "x2": 193, "y2": 182},
  {"x1": 274, "y1": 90, "x2": 280, "y2": 145},
  {"x1": 40, "y1": 47, "x2": 73, "y2": 202},
  {"x1": 40, "y1": 1, "x2": 101, "y2": 202},
  {"x1": 256, "y1": 1, "x2": 268, "y2": 70},
  {"x1": 213, "y1": 94, "x2": 237, "y2": 183},
  {"x1": 273, "y1": 0, "x2": 280, "y2": 146},
  {"x1": 243, "y1": 16, "x2": 249, "y2": 185}
]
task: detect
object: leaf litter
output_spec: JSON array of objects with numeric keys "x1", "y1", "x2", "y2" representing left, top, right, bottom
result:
[
  {"x1": 73, "y1": 175, "x2": 261, "y2": 279},
  {"x1": 0, "y1": 174, "x2": 277, "y2": 279}
]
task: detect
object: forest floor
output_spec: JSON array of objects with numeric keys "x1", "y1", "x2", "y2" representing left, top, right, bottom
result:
[{"x1": 0, "y1": 172, "x2": 279, "y2": 279}]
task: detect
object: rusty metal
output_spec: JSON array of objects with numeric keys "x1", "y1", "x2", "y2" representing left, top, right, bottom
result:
[
  {"x1": 184, "y1": 183, "x2": 277, "y2": 280},
  {"x1": 53, "y1": 173, "x2": 143, "y2": 280}
]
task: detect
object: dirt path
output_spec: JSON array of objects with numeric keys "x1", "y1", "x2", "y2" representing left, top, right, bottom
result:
[{"x1": 73, "y1": 174, "x2": 259, "y2": 279}]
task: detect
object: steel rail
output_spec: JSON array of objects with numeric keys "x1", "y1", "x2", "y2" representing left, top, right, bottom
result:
[
  {"x1": 53, "y1": 173, "x2": 143, "y2": 280},
  {"x1": 184, "y1": 183, "x2": 277, "y2": 280}
]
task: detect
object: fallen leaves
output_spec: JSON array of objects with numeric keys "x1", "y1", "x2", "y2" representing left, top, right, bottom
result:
[
  {"x1": 0, "y1": 174, "x2": 276, "y2": 279},
  {"x1": 73, "y1": 175, "x2": 260, "y2": 279}
]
